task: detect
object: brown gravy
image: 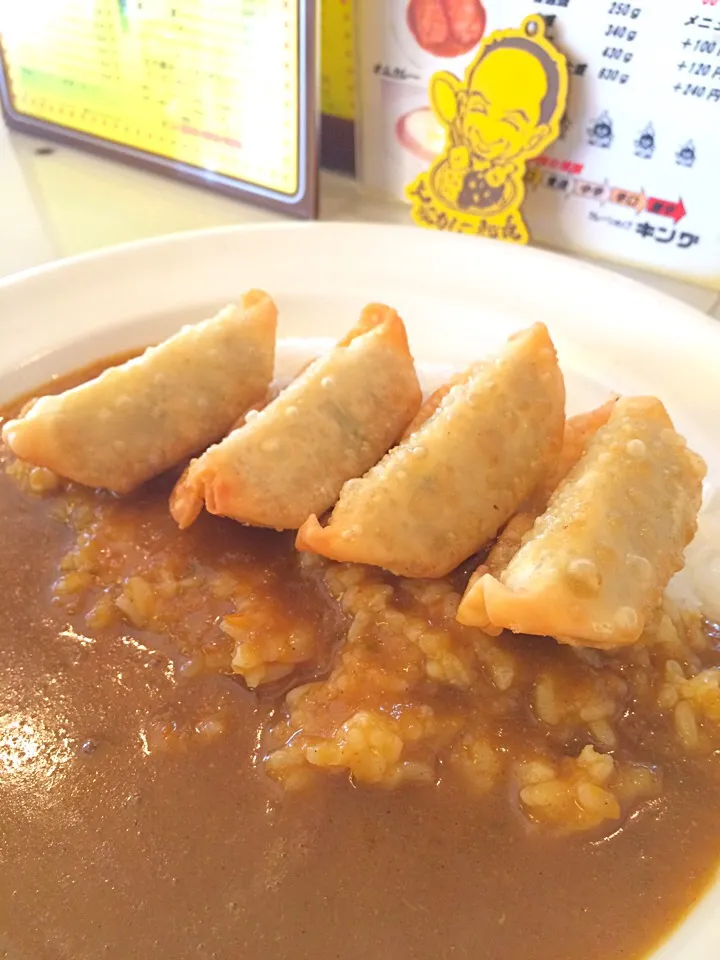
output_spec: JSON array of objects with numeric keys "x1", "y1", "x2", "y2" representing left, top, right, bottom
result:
[{"x1": 0, "y1": 358, "x2": 719, "y2": 960}]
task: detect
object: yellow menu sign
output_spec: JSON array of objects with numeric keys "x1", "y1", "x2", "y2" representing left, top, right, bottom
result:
[
  {"x1": 321, "y1": 0, "x2": 354, "y2": 123},
  {"x1": 319, "y1": 0, "x2": 354, "y2": 173},
  {"x1": 0, "y1": 0, "x2": 318, "y2": 217}
]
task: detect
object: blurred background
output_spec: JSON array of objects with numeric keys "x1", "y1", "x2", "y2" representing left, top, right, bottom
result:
[{"x1": 0, "y1": 0, "x2": 718, "y2": 317}]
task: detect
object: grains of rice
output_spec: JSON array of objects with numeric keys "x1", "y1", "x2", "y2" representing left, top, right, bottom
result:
[
  {"x1": 115, "y1": 576, "x2": 155, "y2": 628},
  {"x1": 515, "y1": 746, "x2": 652, "y2": 831},
  {"x1": 304, "y1": 710, "x2": 404, "y2": 784},
  {"x1": 589, "y1": 719, "x2": 617, "y2": 749},
  {"x1": 27, "y1": 471, "x2": 719, "y2": 834},
  {"x1": 54, "y1": 571, "x2": 93, "y2": 595},
  {"x1": 579, "y1": 698, "x2": 615, "y2": 723},
  {"x1": 28, "y1": 466, "x2": 60, "y2": 494},
  {"x1": 516, "y1": 759, "x2": 557, "y2": 786},
  {"x1": 178, "y1": 655, "x2": 205, "y2": 681},
  {"x1": 207, "y1": 573, "x2": 237, "y2": 599},
  {"x1": 576, "y1": 744, "x2": 614, "y2": 784},
  {"x1": 265, "y1": 745, "x2": 317, "y2": 792},
  {"x1": 534, "y1": 675, "x2": 561, "y2": 725},
  {"x1": 418, "y1": 629, "x2": 476, "y2": 689},
  {"x1": 449, "y1": 734, "x2": 502, "y2": 794},
  {"x1": 520, "y1": 780, "x2": 570, "y2": 810},
  {"x1": 575, "y1": 782, "x2": 620, "y2": 818},
  {"x1": 5, "y1": 458, "x2": 60, "y2": 495},
  {"x1": 674, "y1": 700, "x2": 699, "y2": 749},
  {"x1": 85, "y1": 595, "x2": 117, "y2": 630},
  {"x1": 263, "y1": 564, "x2": 716, "y2": 833},
  {"x1": 223, "y1": 599, "x2": 316, "y2": 689}
]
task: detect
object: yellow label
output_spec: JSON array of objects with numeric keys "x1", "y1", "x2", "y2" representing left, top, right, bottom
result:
[
  {"x1": 1, "y1": 0, "x2": 302, "y2": 197},
  {"x1": 321, "y1": 0, "x2": 355, "y2": 121},
  {"x1": 406, "y1": 15, "x2": 568, "y2": 244}
]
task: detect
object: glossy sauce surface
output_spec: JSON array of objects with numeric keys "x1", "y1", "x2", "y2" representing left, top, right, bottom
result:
[{"x1": 0, "y1": 359, "x2": 719, "y2": 960}]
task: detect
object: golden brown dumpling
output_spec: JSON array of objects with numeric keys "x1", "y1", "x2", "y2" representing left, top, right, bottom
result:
[
  {"x1": 482, "y1": 399, "x2": 617, "y2": 578},
  {"x1": 2, "y1": 291, "x2": 277, "y2": 494},
  {"x1": 170, "y1": 304, "x2": 422, "y2": 530},
  {"x1": 296, "y1": 323, "x2": 566, "y2": 577},
  {"x1": 457, "y1": 397, "x2": 706, "y2": 648}
]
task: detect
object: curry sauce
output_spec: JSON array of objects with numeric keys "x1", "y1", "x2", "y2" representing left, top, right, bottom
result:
[{"x1": 0, "y1": 360, "x2": 719, "y2": 960}]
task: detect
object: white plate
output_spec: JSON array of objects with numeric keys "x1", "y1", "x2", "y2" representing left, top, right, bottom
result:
[{"x1": 0, "y1": 221, "x2": 718, "y2": 958}]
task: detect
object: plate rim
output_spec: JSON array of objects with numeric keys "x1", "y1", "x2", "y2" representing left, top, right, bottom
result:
[
  {"x1": 0, "y1": 220, "x2": 718, "y2": 959},
  {"x1": 0, "y1": 220, "x2": 718, "y2": 339}
]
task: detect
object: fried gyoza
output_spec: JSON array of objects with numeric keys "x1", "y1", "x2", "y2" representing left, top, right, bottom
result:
[
  {"x1": 296, "y1": 323, "x2": 566, "y2": 577},
  {"x1": 457, "y1": 397, "x2": 706, "y2": 648},
  {"x1": 2, "y1": 291, "x2": 277, "y2": 494},
  {"x1": 170, "y1": 304, "x2": 421, "y2": 530},
  {"x1": 483, "y1": 399, "x2": 617, "y2": 578}
]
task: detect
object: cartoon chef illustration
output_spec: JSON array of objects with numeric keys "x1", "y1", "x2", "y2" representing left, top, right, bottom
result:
[{"x1": 415, "y1": 15, "x2": 567, "y2": 224}]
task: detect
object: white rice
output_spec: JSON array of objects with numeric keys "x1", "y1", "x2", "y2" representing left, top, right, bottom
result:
[{"x1": 677, "y1": 484, "x2": 720, "y2": 622}]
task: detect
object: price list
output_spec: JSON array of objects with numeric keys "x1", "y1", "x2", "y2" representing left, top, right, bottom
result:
[
  {"x1": 356, "y1": 0, "x2": 720, "y2": 288},
  {"x1": 0, "y1": 0, "x2": 317, "y2": 216}
]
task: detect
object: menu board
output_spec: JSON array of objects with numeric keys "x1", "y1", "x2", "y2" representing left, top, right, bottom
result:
[
  {"x1": 357, "y1": 0, "x2": 720, "y2": 289},
  {"x1": 0, "y1": 0, "x2": 318, "y2": 217},
  {"x1": 320, "y1": 0, "x2": 355, "y2": 173}
]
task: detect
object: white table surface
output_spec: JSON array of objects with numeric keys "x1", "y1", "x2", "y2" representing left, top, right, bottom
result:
[{"x1": 2, "y1": 119, "x2": 720, "y2": 321}]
